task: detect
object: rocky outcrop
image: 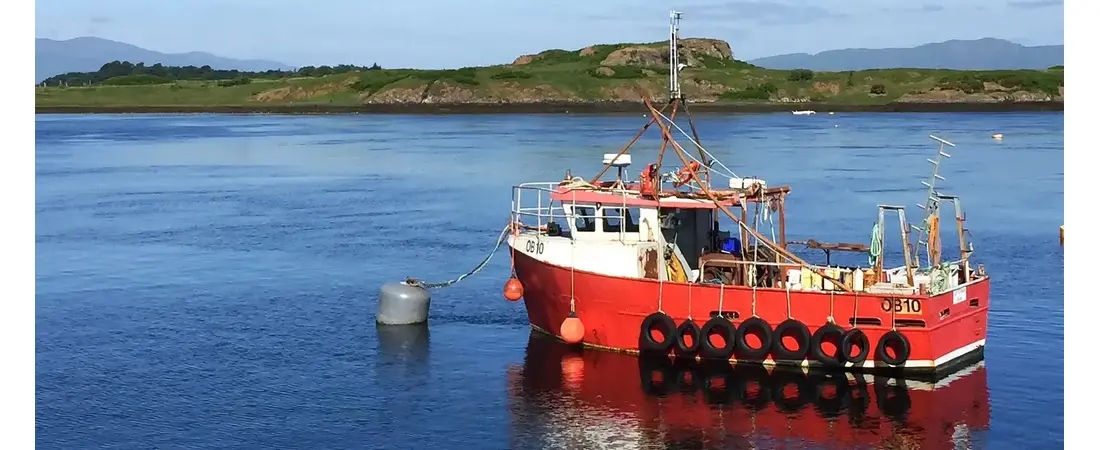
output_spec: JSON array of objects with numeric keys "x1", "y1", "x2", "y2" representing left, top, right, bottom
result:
[
  {"x1": 363, "y1": 80, "x2": 584, "y2": 104},
  {"x1": 679, "y1": 77, "x2": 730, "y2": 101},
  {"x1": 512, "y1": 55, "x2": 536, "y2": 66},
  {"x1": 361, "y1": 84, "x2": 428, "y2": 103},
  {"x1": 896, "y1": 88, "x2": 1058, "y2": 103},
  {"x1": 252, "y1": 78, "x2": 355, "y2": 102},
  {"x1": 422, "y1": 81, "x2": 478, "y2": 103},
  {"x1": 600, "y1": 38, "x2": 733, "y2": 68},
  {"x1": 600, "y1": 46, "x2": 666, "y2": 67},
  {"x1": 487, "y1": 83, "x2": 582, "y2": 103},
  {"x1": 680, "y1": 38, "x2": 735, "y2": 64},
  {"x1": 812, "y1": 81, "x2": 841, "y2": 95},
  {"x1": 593, "y1": 66, "x2": 616, "y2": 77}
]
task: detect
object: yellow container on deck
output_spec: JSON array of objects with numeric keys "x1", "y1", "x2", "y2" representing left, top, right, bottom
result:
[
  {"x1": 810, "y1": 270, "x2": 824, "y2": 291},
  {"x1": 841, "y1": 269, "x2": 854, "y2": 291},
  {"x1": 823, "y1": 268, "x2": 836, "y2": 290},
  {"x1": 863, "y1": 269, "x2": 878, "y2": 288}
]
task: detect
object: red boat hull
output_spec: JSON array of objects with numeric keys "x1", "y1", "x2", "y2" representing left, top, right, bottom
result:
[
  {"x1": 508, "y1": 334, "x2": 990, "y2": 450},
  {"x1": 510, "y1": 246, "x2": 988, "y2": 377}
]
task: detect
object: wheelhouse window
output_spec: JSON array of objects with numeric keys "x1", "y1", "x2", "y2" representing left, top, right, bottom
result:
[
  {"x1": 573, "y1": 206, "x2": 596, "y2": 232},
  {"x1": 603, "y1": 207, "x2": 640, "y2": 233}
]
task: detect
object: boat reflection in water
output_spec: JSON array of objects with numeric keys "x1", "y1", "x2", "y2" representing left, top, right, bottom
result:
[{"x1": 507, "y1": 333, "x2": 989, "y2": 450}]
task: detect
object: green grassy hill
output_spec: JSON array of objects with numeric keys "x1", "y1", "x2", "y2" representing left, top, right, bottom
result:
[{"x1": 35, "y1": 38, "x2": 1064, "y2": 111}]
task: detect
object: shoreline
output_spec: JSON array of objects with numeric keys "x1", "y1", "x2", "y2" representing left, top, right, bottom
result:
[{"x1": 35, "y1": 101, "x2": 1064, "y2": 115}]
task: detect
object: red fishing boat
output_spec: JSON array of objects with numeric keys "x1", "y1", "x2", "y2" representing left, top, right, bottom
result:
[
  {"x1": 501, "y1": 12, "x2": 989, "y2": 377},
  {"x1": 508, "y1": 334, "x2": 990, "y2": 449}
]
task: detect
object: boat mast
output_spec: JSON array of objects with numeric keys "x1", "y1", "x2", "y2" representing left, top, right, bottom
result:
[{"x1": 668, "y1": 10, "x2": 683, "y2": 101}]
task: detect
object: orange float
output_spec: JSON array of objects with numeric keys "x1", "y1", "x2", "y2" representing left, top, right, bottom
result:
[
  {"x1": 674, "y1": 160, "x2": 701, "y2": 187},
  {"x1": 503, "y1": 277, "x2": 524, "y2": 302},
  {"x1": 560, "y1": 313, "x2": 585, "y2": 344}
]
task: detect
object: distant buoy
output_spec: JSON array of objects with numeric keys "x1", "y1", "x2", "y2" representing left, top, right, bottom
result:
[
  {"x1": 560, "y1": 313, "x2": 585, "y2": 344},
  {"x1": 377, "y1": 279, "x2": 432, "y2": 325},
  {"x1": 503, "y1": 277, "x2": 524, "y2": 302}
]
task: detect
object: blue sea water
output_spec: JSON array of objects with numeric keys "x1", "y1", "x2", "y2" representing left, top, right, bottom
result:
[{"x1": 35, "y1": 112, "x2": 1064, "y2": 449}]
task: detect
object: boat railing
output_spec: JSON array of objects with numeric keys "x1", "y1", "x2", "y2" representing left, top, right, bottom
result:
[
  {"x1": 699, "y1": 255, "x2": 938, "y2": 293},
  {"x1": 511, "y1": 182, "x2": 574, "y2": 231}
]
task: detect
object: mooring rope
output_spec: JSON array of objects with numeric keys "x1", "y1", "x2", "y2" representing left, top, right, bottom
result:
[
  {"x1": 718, "y1": 283, "x2": 725, "y2": 316},
  {"x1": 868, "y1": 221, "x2": 883, "y2": 268},
  {"x1": 409, "y1": 224, "x2": 512, "y2": 289},
  {"x1": 828, "y1": 291, "x2": 836, "y2": 324}
]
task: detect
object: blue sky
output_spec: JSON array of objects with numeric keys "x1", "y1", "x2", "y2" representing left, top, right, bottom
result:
[{"x1": 35, "y1": 0, "x2": 1064, "y2": 69}]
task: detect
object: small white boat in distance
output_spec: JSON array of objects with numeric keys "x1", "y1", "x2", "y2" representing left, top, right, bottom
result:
[{"x1": 792, "y1": 110, "x2": 816, "y2": 115}]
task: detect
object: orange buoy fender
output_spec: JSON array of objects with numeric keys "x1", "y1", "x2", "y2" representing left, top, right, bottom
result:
[
  {"x1": 502, "y1": 277, "x2": 524, "y2": 302},
  {"x1": 675, "y1": 161, "x2": 702, "y2": 187},
  {"x1": 560, "y1": 313, "x2": 585, "y2": 344}
]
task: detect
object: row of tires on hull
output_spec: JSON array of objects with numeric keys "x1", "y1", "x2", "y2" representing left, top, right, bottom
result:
[
  {"x1": 638, "y1": 357, "x2": 913, "y2": 423},
  {"x1": 639, "y1": 312, "x2": 912, "y2": 367}
]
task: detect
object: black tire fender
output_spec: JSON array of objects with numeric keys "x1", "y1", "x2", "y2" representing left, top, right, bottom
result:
[
  {"x1": 639, "y1": 312, "x2": 677, "y2": 353},
  {"x1": 840, "y1": 328, "x2": 871, "y2": 366},
  {"x1": 734, "y1": 316, "x2": 774, "y2": 362},
  {"x1": 674, "y1": 319, "x2": 702, "y2": 355},
  {"x1": 698, "y1": 316, "x2": 737, "y2": 360},
  {"x1": 875, "y1": 330, "x2": 911, "y2": 367},
  {"x1": 771, "y1": 319, "x2": 811, "y2": 364},
  {"x1": 809, "y1": 322, "x2": 846, "y2": 368}
]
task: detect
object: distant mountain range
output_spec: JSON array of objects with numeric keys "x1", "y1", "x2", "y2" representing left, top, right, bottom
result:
[
  {"x1": 35, "y1": 37, "x2": 294, "y2": 82},
  {"x1": 748, "y1": 38, "x2": 1063, "y2": 71},
  {"x1": 36, "y1": 36, "x2": 1064, "y2": 84}
]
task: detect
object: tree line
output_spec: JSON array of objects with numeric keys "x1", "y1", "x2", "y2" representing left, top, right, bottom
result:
[{"x1": 39, "y1": 61, "x2": 382, "y2": 86}]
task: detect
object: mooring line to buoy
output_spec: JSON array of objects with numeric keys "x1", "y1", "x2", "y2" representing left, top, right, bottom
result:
[{"x1": 408, "y1": 224, "x2": 513, "y2": 289}]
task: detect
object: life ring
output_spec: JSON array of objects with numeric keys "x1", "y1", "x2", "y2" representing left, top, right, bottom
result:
[
  {"x1": 674, "y1": 319, "x2": 702, "y2": 355},
  {"x1": 734, "y1": 317, "x2": 774, "y2": 362},
  {"x1": 674, "y1": 161, "x2": 701, "y2": 187},
  {"x1": 639, "y1": 312, "x2": 677, "y2": 353},
  {"x1": 839, "y1": 328, "x2": 870, "y2": 366},
  {"x1": 770, "y1": 319, "x2": 811, "y2": 364},
  {"x1": 875, "y1": 330, "x2": 911, "y2": 367},
  {"x1": 809, "y1": 322, "x2": 846, "y2": 368},
  {"x1": 698, "y1": 316, "x2": 737, "y2": 360}
]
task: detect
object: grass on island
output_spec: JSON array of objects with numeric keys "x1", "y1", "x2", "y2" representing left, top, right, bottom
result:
[{"x1": 35, "y1": 42, "x2": 1065, "y2": 108}]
